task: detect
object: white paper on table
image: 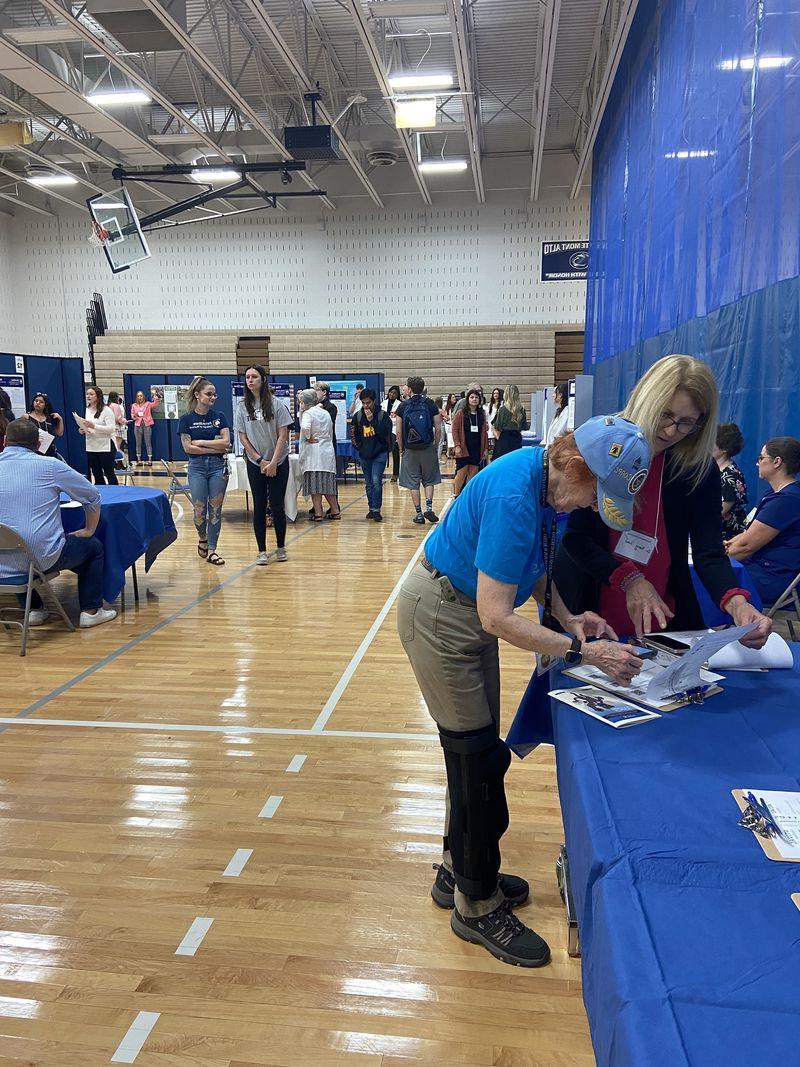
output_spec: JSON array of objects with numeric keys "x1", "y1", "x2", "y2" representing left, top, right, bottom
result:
[
  {"x1": 645, "y1": 624, "x2": 757, "y2": 701},
  {"x1": 708, "y1": 632, "x2": 793, "y2": 671},
  {"x1": 550, "y1": 686, "x2": 660, "y2": 727},
  {"x1": 741, "y1": 789, "x2": 800, "y2": 860},
  {"x1": 564, "y1": 661, "x2": 723, "y2": 709},
  {"x1": 59, "y1": 500, "x2": 83, "y2": 509},
  {"x1": 37, "y1": 429, "x2": 55, "y2": 454}
]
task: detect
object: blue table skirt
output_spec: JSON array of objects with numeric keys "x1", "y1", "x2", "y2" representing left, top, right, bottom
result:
[
  {"x1": 552, "y1": 654, "x2": 800, "y2": 1067},
  {"x1": 690, "y1": 557, "x2": 762, "y2": 625},
  {"x1": 61, "y1": 485, "x2": 176, "y2": 603}
]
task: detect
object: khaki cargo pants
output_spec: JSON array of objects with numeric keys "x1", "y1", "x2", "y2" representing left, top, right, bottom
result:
[{"x1": 397, "y1": 562, "x2": 507, "y2": 917}]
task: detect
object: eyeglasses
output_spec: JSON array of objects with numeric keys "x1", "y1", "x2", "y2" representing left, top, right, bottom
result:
[{"x1": 659, "y1": 411, "x2": 702, "y2": 435}]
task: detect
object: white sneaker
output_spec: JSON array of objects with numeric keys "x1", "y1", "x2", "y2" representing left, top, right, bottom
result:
[
  {"x1": 27, "y1": 609, "x2": 48, "y2": 626},
  {"x1": 79, "y1": 607, "x2": 117, "y2": 629},
  {"x1": 256, "y1": 551, "x2": 270, "y2": 566}
]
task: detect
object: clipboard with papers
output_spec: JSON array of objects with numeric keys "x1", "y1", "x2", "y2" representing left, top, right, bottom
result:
[{"x1": 733, "y1": 789, "x2": 800, "y2": 862}]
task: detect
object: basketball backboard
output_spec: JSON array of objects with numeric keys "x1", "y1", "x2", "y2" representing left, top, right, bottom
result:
[{"x1": 87, "y1": 187, "x2": 151, "y2": 274}]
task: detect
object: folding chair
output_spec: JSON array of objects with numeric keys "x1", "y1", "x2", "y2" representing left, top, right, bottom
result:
[
  {"x1": 763, "y1": 573, "x2": 800, "y2": 641},
  {"x1": 0, "y1": 523, "x2": 75, "y2": 656},
  {"x1": 115, "y1": 448, "x2": 136, "y2": 486},
  {"x1": 161, "y1": 458, "x2": 192, "y2": 510}
]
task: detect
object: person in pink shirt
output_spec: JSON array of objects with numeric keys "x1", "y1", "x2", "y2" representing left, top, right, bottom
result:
[{"x1": 130, "y1": 389, "x2": 159, "y2": 466}]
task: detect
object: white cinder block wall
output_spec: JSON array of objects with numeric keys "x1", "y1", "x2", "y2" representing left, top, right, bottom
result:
[
  {"x1": 1, "y1": 195, "x2": 588, "y2": 360},
  {"x1": 0, "y1": 216, "x2": 16, "y2": 351}
]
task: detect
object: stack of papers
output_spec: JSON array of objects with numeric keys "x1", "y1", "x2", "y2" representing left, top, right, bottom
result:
[
  {"x1": 645, "y1": 628, "x2": 794, "y2": 670},
  {"x1": 550, "y1": 687, "x2": 660, "y2": 728}
]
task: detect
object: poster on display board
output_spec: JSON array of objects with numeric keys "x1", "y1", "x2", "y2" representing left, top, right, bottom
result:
[
  {"x1": 231, "y1": 381, "x2": 298, "y2": 457},
  {"x1": 0, "y1": 374, "x2": 25, "y2": 420},
  {"x1": 328, "y1": 390, "x2": 347, "y2": 442},
  {"x1": 231, "y1": 381, "x2": 245, "y2": 456},
  {"x1": 151, "y1": 384, "x2": 190, "y2": 420}
]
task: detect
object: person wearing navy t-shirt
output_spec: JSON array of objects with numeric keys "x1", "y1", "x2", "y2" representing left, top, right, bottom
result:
[
  {"x1": 397, "y1": 417, "x2": 650, "y2": 969},
  {"x1": 178, "y1": 377, "x2": 230, "y2": 566},
  {"x1": 726, "y1": 437, "x2": 800, "y2": 603}
]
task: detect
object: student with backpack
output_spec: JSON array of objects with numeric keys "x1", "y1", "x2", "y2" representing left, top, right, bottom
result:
[{"x1": 396, "y1": 376, "x2": 442, "y2": 525}]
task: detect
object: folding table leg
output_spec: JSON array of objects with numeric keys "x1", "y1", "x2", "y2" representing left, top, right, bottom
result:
[{"x1": 131, "y1": 563, "x2": 139, "y2": 603}]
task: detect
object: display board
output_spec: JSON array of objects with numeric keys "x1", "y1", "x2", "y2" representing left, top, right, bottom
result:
[{"x1": 0, "y1": 373, "x2": 25, "y2": 421}]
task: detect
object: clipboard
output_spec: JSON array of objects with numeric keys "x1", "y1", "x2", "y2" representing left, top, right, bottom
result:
[
  {"x1": 732, "y1": 790, "x2": 800, "y2": 863},
  {"x1": 563, "y1": 667, "x2": 722, "y2": 712}
]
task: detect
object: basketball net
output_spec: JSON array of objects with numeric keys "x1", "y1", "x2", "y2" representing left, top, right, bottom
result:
[{"x1": 88, "y1": 221, "x2": 110, "y2": 247}]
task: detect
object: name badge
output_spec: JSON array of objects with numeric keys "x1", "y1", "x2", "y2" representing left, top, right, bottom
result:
[
  {"x1": 470, "y1": 424, "x2": 479, "y2": 433},
  {"x1": 615, "y1": 529, "x2": 658, "y2": 564}
]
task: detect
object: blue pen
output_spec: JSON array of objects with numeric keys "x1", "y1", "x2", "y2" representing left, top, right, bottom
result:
[{"x1": 744, "y1": 791, "x2": 785, "y2": 839}]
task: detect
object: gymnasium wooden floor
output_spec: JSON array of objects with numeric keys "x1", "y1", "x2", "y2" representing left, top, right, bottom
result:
[{"x1": 0, "y1": 468, "x2": 594, "y2": 1067}]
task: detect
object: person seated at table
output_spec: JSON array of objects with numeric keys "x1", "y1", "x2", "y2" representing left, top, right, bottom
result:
[
  {"x1": 351, "y1": 388, "x2": 393, "y2": 522},
  {"x1": 298, "y1": 388, "x2": 340, "y2": 522},
  {"x1": 26, "y1": 393, "x2": 64, "y2": 458},
  {"x1": 714, "y1": 422, "x2": 748, "y2": 538},
  {"x1": 398, "y1": 417, "x2": 650, "y2": 968},
  {"x1": 235, "y1": 364, "x2": 292, "y2": 566},
  {"x1": 725, "y1": 437, "x2": 800, "y2": 605},
  {"x1": 0, "y1": 419, "x2": 116, "y2": 629},
  {"x1": 178, "y1": 377, "x2": 230, "y2": 567},
  {"x1": 554, "y1": 356, "x2": 770, "y2": 645}
]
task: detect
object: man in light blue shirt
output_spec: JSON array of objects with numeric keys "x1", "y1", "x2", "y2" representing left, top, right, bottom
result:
[{"x1": 0, "y1": 419, "x2": 116, "y2": 628}]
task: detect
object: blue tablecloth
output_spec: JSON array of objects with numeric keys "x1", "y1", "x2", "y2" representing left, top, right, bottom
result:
[
  {"x1": 690, "y1": 557, "x2": 762, "y2": 625},
  {"x1": 551, "y1": 654, "x2": 800, "y2": 1067},
  {"x1": 61, "y1": 485, "x2": 176, "y2": 602},
  {"x1": 336, "y1": 440, "x2": 357, "y2": 460}
]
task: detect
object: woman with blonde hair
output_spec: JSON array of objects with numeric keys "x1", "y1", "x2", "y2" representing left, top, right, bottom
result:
[
  {"x1": 178, "y1": 376, "x2": 230, "y2": 565},
  {"x1": 554, "y1": 355, "x2": 770, "y2": 646},
  {"x1": 492, "y1": 384, "x2": 527, "y2": 460}
]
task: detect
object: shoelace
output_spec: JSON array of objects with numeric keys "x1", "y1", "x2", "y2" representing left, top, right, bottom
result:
[{"x1": 491, "y1": 902, "x2": 526, "y2": 947}]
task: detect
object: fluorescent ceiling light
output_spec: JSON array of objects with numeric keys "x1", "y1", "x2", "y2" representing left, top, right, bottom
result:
[
  {"x1": 664, "y1": 149, "x2": 716, "y2": 159},
  {"x1": 27, "y1": 172, "x2": 78, "y2": 186},
  {"x1": 149, "y1": 133, "x2": 207, "y2": 144},
  {"x1": 4, "y1": 26, "x2": 81, "y2": 44},
  {"x1": 418, "y1": 158, "x2": 468, "y2": 174},
  {"x1": 395, "y1": 97, "x2": 437, "y2": 129},
  {"x1": 719, "y1": 55, "x2": 792, "y2": 71},
  {"x1": 190, "y1": 168, "x2": 240, "y2": 183},
  {"x1": 86, "y1": 90, "x2": 152, "y2": 107},
  {"x1": 389, "y1": 73, "x2": 453, "y2": 91}
]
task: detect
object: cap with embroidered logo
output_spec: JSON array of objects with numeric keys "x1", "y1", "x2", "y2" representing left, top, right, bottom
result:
[{"x1": 572, "y1": 415, "x2": 652, "y2": 530}]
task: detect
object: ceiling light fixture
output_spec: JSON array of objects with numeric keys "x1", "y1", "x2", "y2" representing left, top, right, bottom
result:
[
  {"x1": 85, "y1": 90, "x2": 152, "y2": 107},
  {"x1": 190, "y1": 167, "x2": 240, "y2": 183},
  {"x1": 395, "y1": 97, "x2": 438, "y2": 129},
  {"x1": 418, "y1": 158, "x2": 468, "y2": 173},
  {"x1": 27, "y1": 172, "x2": 79, "y2": 186},
  {"x1": 388, "y1": 73, "x2": 453, "y2": 91}
]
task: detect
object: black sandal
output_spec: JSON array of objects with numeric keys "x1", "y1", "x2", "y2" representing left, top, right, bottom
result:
[
  {"x1": 198, "y1": 540, "x2": 209, "y2": 558},
  {"x1": 310, "y1": 513, "x2": 326, "y2": 522},
  {"x1": 206, "y1": 551, "x2": 225, "y2": 566},
  {"x1": 325, "y1": 509, "x2": 342, "y2": 520}
]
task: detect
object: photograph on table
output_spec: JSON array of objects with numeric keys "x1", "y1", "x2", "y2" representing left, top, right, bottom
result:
[{"x1": 550, "y1": 686, "x2": 661, "y2": 728}]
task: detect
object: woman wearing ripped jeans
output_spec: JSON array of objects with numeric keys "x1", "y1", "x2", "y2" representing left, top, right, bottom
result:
[{"x1": 178, "y1": 376, "x2": 230, "y2": 566}]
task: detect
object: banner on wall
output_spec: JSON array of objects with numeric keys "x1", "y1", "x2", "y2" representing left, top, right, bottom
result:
[
  {"x1": 0, "y1": 374, "x2": 25, "y2": 419},
  {"x1": 541, "y1": 241, "x2": 589, "y2": 281}
]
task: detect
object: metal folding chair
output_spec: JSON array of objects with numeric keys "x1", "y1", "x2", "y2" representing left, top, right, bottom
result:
[
  {"x1": 115, "y1": 448, "x2": 136, "y2": 486},
  {"x1": 160, "y1": 459, "x2": 192, "y2": 510},
  {"x1": 0, "y1": 523, "x2": 75, "y2": 656},
  {"x1": 764, "y1": 572, "x2": 800, "y2": 641}
]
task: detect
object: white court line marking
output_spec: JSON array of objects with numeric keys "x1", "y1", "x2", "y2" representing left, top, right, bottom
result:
[
  {"x1": 175, "y1": 916, "x2": 214, "y2": 956},
  {"x1": 0, "y1": 718, "x2": 435, "y2": 741},
  {"x1": 310, "y1": 497, "x2": 452, "y2": 734},
  {"x1": 259, "y1": 794, "x2": 283, "y2": 818},
  {"x1": 222, "y1": 848, "x2": 253, "y2": 877},
  {"x1": 110, "y1": 1010, "x2": 160, "y2": 1063},
  {"x1": 286, "y1": 754, "x2": 307, "y2": 773}
]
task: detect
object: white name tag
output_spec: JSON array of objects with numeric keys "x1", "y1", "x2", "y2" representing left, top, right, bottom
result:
[
  {"x1": 470, "y1": 424, "x2": 479, "y2": 433},
  {"x1": 615, "y1": 529, "x2": 658, "y2": 565}
]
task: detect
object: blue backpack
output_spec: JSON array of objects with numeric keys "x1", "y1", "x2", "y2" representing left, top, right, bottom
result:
[{"x1": 403, "y1": 394, "x2": 434, "y2": 449}]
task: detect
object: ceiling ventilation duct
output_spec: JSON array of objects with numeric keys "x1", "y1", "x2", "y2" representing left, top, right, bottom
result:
[{"x1": 84, "y1": 0, "x2": 186, "y2": 52}]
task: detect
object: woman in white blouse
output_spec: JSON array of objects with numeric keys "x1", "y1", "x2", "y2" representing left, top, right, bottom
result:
[
  {"x1": 545, "y1": 381, "x2": 570, "y2": 446},
  {"x1": 298, "y1": 388, "x2": 340, "y2": 521},
  {"x1": 81, "y1": 385, "x2": 119, "y2": 485}
]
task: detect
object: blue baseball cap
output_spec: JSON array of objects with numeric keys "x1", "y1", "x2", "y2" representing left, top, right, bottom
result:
[{"x1": 572, "y1": 416, "x2": 651, "y2": 530}]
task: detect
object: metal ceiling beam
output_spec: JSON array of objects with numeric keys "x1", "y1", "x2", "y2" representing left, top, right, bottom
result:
[
  {"x1": 447, "y1": 0, "x2": 484, "y2": 203},
  {"x1": 570, "y1": 0, "x2": 639, "y2": 199},
  {"x1": 0, "y1": 190, "x2": 54, "y2": 216},
  {"x1": 530, "y1": 0, "x2": 560, "y2": 200},
  {"x1": 138, "y1": 0, "x2": 336, "y2": 209},
  {"x1": 236, "y1": 0, "x2": 383, "y2": 207},
  {"x1": 9, "y1": 144, "x2": 106, "y2": 194},
  {"x1": 343, "y1": 0, "x2": 430, "y2": 204}
]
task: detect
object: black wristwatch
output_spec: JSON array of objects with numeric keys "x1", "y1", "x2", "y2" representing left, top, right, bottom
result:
[{"x1": 564, "y1": 636, "x2": 583, "y2": 665}]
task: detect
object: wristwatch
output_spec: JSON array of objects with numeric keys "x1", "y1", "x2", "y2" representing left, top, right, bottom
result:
[{"x1": 564, "y1": 636, "x2": 583, "y2": 666}]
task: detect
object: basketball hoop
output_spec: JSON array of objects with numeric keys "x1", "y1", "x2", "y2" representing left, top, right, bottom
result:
[{"x1": 88, "y1": 221, "x2": 110, "y2": 247}]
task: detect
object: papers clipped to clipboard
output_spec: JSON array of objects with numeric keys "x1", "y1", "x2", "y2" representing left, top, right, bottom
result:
[{"x1": 734, "y1": 789, "x2": 800, "y2": 862}]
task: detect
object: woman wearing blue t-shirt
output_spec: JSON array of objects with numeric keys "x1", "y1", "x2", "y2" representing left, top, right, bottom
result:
[
  {"x1": 397, "y1": 416, "x2": 650, "y2": 969},
  {"x1": 178, "y1": 377, "x2": 230, "y2": 566},
  {"x1": 726, "y1": 437, "x2": 800, "y2": 604}
]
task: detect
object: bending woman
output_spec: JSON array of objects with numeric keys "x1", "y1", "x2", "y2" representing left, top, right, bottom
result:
[
  {"x1": 178, "y1": 376, "x2": 230, "y2": 566},
  {"x1": 235, "y1": 364, "x2": 293, "y2": 565}
]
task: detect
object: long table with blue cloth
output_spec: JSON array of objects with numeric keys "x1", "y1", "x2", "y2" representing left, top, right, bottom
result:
[
  {"x1": 509, "y1": 648, "x2": 800, "y2": 1066},
  {"x1": 60, "y1": 485, "x2": 176, "y2": 603}
]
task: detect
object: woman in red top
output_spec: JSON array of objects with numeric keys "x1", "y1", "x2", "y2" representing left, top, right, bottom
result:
[{"x1": 555, "y1": 355, "x2": 771, "y2": 647}]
